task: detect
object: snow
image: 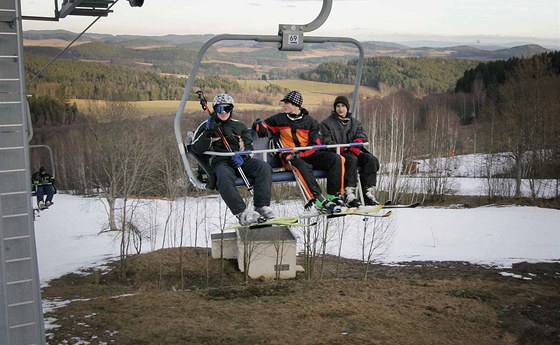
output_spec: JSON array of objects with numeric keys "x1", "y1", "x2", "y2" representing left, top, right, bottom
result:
[{"x1": 34, "y1": 192, "x2": 560, "y2": 287}]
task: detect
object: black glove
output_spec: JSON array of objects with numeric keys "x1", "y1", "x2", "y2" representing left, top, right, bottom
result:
[
  {"x1": 252, "y1": 118, "x2": 269, "y2": 138},
  {"x1": 203, "y1": 115, "x2": 219, "y2": 137},
  {"x1": 280, "y1": 152, "x2": 299, "y2": 161}
]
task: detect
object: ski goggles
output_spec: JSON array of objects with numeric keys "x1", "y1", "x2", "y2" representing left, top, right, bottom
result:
[{"x1": 214, "y1": 105, "x2": 233, "y2": 114}]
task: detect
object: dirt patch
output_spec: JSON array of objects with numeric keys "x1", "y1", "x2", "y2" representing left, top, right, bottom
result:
[{"x1": 42, "y1": 248, "x2": 560, "y2": 345}]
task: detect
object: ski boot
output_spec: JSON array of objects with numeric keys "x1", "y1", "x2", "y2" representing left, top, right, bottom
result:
[
  {"x1": 255, "y1": 206, "x2": 276, "y2": 220},
  {"x1": 313, "y1": 198, "x2": 342, "y2": 214},
  {"x1": 236, "y1": 208, "x2": 264, "y2": 226},
  {"x1": 344, "y1": 187, "x2": 361, "y2": 208},
  {"x1": 364, "y1": 187, "x2": 379, "y2": 206}
]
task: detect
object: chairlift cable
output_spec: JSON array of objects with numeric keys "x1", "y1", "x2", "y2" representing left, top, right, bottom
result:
[{"x1": 28, "y1": 0, "x2": 122, "y2": 84}]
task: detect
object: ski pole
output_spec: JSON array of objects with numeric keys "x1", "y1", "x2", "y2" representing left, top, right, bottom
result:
[
  {"x1": 272, "y1": 135, "x2": 313, "y2": 202},
  {"x1": 196, "y1": 91, "x2": 253, "y2": 195}
]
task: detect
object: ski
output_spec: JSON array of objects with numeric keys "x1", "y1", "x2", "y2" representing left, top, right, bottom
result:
[
  {"x1": 300, "y1": 204, "x2": 386, "y2": 219},
  {"x1": 225, "y1": 217, "x2": 312, "y2": 230},
  {"x1": 327, "y1": 210, "x2": 392, "y2": 219},
  {"x1": 382, "y1": 202, "x2": 421, "y2": 209}
]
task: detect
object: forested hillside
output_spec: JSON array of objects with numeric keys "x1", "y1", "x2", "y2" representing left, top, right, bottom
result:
[
  {"x1": 455, "y1": 51, "x2": 560, "y2": 94},
  {"x1": 25, "y1": 54, "x2": 186, "y2": 101},
  {"x1": 303, "y1": 57, "x2": 480, "y2": 94}
]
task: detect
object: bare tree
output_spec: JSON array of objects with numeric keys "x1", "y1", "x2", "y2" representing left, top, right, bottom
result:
[
  {"x1": 366, "y1": 94, "x2": 416, "y2": 203},
  {"x1": 85, "y1": 101, "x2": 159, "y2": 278},
  {"x1": 360, "y1": 217, "x2": 395, "y2": 280},
  {"x1": 421, "y1": 98, "x2": 459, "y2": 200},
  {"x1": 491, "y1": 57, "x2": 560, "y2": 198}
]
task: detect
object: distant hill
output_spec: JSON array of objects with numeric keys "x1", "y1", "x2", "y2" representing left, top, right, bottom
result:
[
  {"x1": 490, "y1": 44, "x2": 550, "y2": 59},
  {"x1": 24, "y1": 30, "x2": 550, "y2": 61},
  {"x1": 21, "y1": 30, "x2": 552, "y2": 96}
]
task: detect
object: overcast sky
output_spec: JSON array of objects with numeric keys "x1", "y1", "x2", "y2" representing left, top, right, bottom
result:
[{"x1": 22, "y1": 0, "x2": 560, "y2": 46}]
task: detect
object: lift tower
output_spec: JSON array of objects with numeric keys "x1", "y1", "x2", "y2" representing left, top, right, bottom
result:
[
  {"x1": 0, "y1": 0, "x2": 45, "y2": 343},
  {"x1": 1, "y1": 1, "x2": 145, "y2": 343}
]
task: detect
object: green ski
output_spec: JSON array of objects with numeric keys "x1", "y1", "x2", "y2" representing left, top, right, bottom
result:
[{"x1": 225, "y1": 217, "x2": 312, "y2": 230}]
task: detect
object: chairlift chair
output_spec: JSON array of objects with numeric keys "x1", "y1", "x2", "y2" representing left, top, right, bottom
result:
[{"x1": 174, "y1": 0, "x2": 367, "y2": 203}]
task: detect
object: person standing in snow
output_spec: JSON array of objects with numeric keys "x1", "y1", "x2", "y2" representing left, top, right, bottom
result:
[
  {"x1": 191, "y1": 93, "x2": 275, "y2": 225},
  {"x1": 253, "y1": 90, "x2": 345, "y2": 214},
  {"x1": 320, "y1": 95, "x2": 380, "y2": 206}
]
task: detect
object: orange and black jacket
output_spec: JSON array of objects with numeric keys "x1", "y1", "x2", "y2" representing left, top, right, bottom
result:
[{"x1": 263, "y1": 108, "x2": 321, "y2": 158}]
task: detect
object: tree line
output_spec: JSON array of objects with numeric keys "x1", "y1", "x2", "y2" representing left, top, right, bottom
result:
[{"x1": 301, "y1": 57, "x2": 480, "y2": 94}]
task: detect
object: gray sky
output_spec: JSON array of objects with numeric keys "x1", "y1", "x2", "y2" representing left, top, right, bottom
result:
[{"x1": 22, "y1": 0, "x2": 560, "y2": 47}]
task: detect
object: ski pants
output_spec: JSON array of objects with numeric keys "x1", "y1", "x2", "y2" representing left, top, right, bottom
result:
[
  {"x1": 213, "y1": 157, "x2": 272, "y2": 215},
  {"x1": 288, "y1": 151, "x2": 345, "y2": 200},
  {"x1": 341, "y1": 152, "x2": 379, "y2": 189},
  {"x1": 36, "y1": 184, "x2": 55, "y2": 204}
]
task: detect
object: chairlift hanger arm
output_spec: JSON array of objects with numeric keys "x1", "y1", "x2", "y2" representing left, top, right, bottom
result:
[
  {"x1": 174, "y1": 0, "x2": 365, "y2": 189},
  {"x1": 173, "y1": 35, "x2": 363, "y2": 149}
]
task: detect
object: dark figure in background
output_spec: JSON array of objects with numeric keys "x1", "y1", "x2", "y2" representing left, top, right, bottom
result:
[
  {"x1": 320, "y1": 96, "x2": 380, "y2": 206},
  {"x1": 191, "y1": 93, "x2": 275, "y2": 226},
  {"x1": 32, "y1": 166, "x2": 56, "y2": 209}
]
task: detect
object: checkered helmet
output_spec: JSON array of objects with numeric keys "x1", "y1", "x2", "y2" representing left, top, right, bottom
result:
[
  {"x1": 212, "y1": 93, "x2": 234, "y2": 107},
  {"x1": 281, "y1": 91, "x2": 303, "y2": 107}
]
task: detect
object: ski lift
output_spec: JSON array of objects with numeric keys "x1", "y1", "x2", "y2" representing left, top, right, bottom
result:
[
  {"x1": 173, "y1": 0, "x2": 366, "y2": 191},
  {"x1": 29, "y1": 144, "x2": 56, "y2": 195},
  {"x1": 26, "y1": 97, "x2": 57, "y2": 201}
]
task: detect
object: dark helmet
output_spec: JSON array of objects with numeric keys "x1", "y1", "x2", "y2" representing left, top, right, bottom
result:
[
  {"x1": 281, "y1": 91, "x2": 303, "y2": 107},
  {"x1": 39, "y1": 166, "x2": 46, "y2": 173}
]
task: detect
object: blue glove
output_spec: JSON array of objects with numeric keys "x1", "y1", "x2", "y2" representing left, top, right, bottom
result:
[
  {"x1": 203, "y1": 116, "x2": 219, "y2": 137},
  {"x1": 231, "y1": 154, "x2": 245, "y2": 168}
]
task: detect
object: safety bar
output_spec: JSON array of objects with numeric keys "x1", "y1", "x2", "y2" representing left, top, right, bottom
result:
[{"x1": 203, "y1": 142, "x2": 368, "y2": 157}]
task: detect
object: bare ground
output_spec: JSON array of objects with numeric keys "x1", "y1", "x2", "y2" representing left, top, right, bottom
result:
[{"x1": 42, "y1": 247, "x2": 559, "y2": 345}]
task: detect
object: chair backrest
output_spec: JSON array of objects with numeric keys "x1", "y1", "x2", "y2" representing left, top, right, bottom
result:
[
  {"x1": 235, "y1": 130, "x2": 327, "y2": 186},
  {"x1": 186, "y1": 129, "x2": 327, "y2": 189}
]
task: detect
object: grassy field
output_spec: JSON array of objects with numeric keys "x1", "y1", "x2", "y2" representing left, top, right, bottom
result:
[
  {"x1": 71, "y1": 79, "x2": 380, "y2": 118},
  {"x1": 42, "y1": 247, "x2": 560, "y2": 345},
  {"x1": 240, "y1": 79, "x2": 379, "y2": 104}
]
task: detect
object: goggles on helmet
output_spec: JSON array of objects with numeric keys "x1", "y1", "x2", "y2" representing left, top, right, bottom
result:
[{"x1": 214, "y1": 105, "x2": 233, "y2": 114}]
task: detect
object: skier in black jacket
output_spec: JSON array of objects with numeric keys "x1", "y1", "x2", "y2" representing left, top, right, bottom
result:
[
  {"x1": 320, "y1": 96, "x2": 380, "y2": 206},
  {"x1": 191, "y1": 93, "x2": 274, "y2": 225}
]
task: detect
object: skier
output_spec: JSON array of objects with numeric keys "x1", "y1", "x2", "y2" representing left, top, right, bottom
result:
[
  {"x1": 253, "y1": 90, "x2": 345, "y2": 214},
  {"x1": 191, "y1": 93, "x2": 275, "y2": 225},
  {"x1": 320, "y1": 95, "x2": 380, "y2": 206},
  {"x1": 32, "y1": 166, "x2": 56, "y2": 209}
]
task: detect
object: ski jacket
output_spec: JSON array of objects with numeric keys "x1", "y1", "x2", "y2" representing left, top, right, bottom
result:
[
  {"x1": 32, "y1": 171, "x2": 55, "y2": 185},
  {"x1": 320, "y1": 111, "x2": 368, "y2": 149},
  {"x1": 263, "y1": 109, "x2": 321, "y2": 158},
  {"x1": 191, "y1": 115, "x2": 254, "y2": 167}
]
